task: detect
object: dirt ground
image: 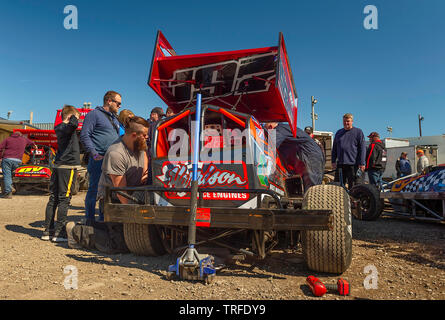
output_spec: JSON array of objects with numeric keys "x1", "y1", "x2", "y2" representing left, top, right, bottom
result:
[{"x1": 0, "y1": 191, "x2": 444, "y2": 301}]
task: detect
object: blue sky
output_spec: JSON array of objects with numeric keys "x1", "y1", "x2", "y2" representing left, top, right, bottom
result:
[{"x1": 1, "y1": 0, "x2": 444, "y2": 138}]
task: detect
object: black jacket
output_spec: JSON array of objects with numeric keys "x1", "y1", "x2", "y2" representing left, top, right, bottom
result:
[
  {"x1": 365, "y1": 140, "x2": 386, "y2": 171},
  {"x1": 275, "y1": 123, "x2": 325, "y2": 189},
  {"x1": 54, "y1": 115, "x2": 81, "y2": 165}
]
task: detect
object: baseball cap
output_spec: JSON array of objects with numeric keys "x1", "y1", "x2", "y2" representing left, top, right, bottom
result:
[
  {"x1": 416, "y1": 149, "x2": 424, "y2": 155},
  {"x1": 367, "y1": 132, "x2": 379, "y2": 138},
  {"x1": 304, "y1": 126, "x2": 313, "y2": 133}
]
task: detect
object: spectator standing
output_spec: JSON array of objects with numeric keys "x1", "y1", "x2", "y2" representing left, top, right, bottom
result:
[
  {"x1": 365, "y1": 132, "x2": 387, "y2": 187},
  {"x1": 147, "y1": 107, "x2": 165, "y2": 148},
  {"x1": 0, "y1": 131, "x2": 36, "y2": 198},
  {"x1": 416, "y1": 149, "x2": 429, "y2": 173},
  {"x1": 80, "y1": 91, "x2": 121, "y2": 223},
  {"x1": 395, "y1": 152, "x2": 411, "y2": 178},
  {"x1": 42, "y1": 105, "x2": 81, "y2": 242},
  {"x1": 146, "y1": 107, "x2": 165, "y2": 184},
  {"x1": 332, "y1": 113, "x2": 366, "y2": 189}
]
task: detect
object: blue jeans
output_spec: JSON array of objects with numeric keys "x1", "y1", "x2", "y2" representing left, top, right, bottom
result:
[
  {"x1": 84, "y1": 157, "x2": 104, "y2": 221},
  {"x1": 368, "y1": 169, "x2": 383, "y2": 188},
  {"x1": 1, "y1": 158, "x2": 21, "y2": 194}
]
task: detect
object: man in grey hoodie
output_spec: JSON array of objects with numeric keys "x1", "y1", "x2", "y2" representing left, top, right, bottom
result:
[{"x1": 80, "y1": 91, "x2": 121, "y2": 223}]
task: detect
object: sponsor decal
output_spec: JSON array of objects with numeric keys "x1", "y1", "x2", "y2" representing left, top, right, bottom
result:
[
  {"x1": 162, "y1": 52, "x2": 276, "y2": 104},
  {"x1": 202, "y1": 192, "x2": 248, "y2": 200},
  {"x1": 196, "y1": 208, "x2": 211, "y2": 227},
  {"x1": 156, "y1": 162, "x2": 249, "y2": 200},
  {"x1": 270, "y1": 181, "x2": 285, "y2": 196},
  {"x1": 15, "y1": 166, "x2": 51, "y2": 177}
]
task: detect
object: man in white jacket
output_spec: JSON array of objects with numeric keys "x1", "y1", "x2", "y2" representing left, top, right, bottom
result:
[{"x1": 416, "y1": 149, "x2": 429, "y2": 173}]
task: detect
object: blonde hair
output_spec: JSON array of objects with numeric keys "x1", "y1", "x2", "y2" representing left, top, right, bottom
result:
[
  {"x1": 118, "y1": 109, "x2": 135, "y2": 128},
  {"x1": 61, "y1": 105, "x2": 80, "y2": 120},
  {"x1": 343, "y1": 113, "x2": 353, "y2": 120}
]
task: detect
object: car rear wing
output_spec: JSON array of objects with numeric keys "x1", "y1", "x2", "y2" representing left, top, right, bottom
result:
[{"x1": 148, "y1": 31, "x2": 299, "y2": 137}]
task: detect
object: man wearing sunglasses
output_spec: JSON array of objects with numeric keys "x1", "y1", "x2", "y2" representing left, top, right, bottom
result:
[{"x1": 80, "y1": 90, "x2": 121, "y2": 224}]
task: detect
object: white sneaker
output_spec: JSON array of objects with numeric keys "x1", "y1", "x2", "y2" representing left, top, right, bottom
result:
[
  {"x1": 51, "y1": 236, "x2": 68, "y2": 242},
  {"x1": 41, "y1": 235, "x2": 51, "y2": 241}
]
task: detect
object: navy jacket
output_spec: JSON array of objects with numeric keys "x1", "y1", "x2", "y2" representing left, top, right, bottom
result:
[
  {"x1": 332, "y1": 127, "x2": 366, "y2": 166},
  {"x1": 274, "y1": 123, "x2": 325, "y2": 188},
  {"x1": 80, "y1": 106, "x2": 120, "y2": 157}
]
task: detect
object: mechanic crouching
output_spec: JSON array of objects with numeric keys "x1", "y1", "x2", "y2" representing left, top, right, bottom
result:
[
  {"x1": 65, "y1": 116, "x2": 150, "y2": 253},
  {"x1": 265, "y1": 122, "x2": 325, "y2": 190}
]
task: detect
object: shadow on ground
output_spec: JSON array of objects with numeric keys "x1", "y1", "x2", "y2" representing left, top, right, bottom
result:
[{"x1": 352, "y1": 217, "x2": 445, "y2": 271}]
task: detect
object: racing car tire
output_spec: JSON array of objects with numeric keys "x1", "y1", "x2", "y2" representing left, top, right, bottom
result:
[
  {"x1": 302, "y1": 184, "x2": 352, "y2": 274},
  {"x1": 123, "y1": 223, "x2": 166, "y2": 256},
  {"x1": 349, "y1": 183, "x2": 383, "y2": 221}
]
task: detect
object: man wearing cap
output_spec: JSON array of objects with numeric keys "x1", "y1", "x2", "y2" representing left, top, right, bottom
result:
[
  {"x1": 416, "y1": 149, "x2": 429, "y2": 173},
  {"x1": 304, "y1": 126, "x2": 324, "y2": 154},
  {"x1": 332, "y1": 113, "x2": 366, "y2": 189},
  {"x1": 365, "y1": 132, "x2": 387, "y2": 187}
]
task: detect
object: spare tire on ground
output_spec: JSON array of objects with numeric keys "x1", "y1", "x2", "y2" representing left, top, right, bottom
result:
[{"x1": 301, "y1": 184, "x2": 352, "y2": 274}]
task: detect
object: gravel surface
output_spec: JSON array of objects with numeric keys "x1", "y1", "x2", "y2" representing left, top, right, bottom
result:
[{"x1": 0, "y1": 192, "x2": 444, "y2": 300}]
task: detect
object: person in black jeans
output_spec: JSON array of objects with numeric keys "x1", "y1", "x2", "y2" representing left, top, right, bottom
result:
[
  {"x1": 332, "y1": 113, "x2": 366, "y2": 189},
  {"x1": 42, "y1": 105, "x2": 81, "y2": 242}
]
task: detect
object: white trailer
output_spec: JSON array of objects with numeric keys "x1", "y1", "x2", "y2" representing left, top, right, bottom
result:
[{"x1": 383, "y1": 145, "x2": 438, "y2": 180}]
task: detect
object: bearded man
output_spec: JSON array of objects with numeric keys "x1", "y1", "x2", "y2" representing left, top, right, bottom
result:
[
  {"x1": 97, "y1": 116, "x2": 150, "y2": 208},
  {"x1": 63, "y1": 116, "x2": 149, "y2": 252}
]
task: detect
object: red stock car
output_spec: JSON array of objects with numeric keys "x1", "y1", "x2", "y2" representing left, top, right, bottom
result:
[
  {"x1": 12, "y1": 108, "x2": 92, "y2": 194},
  {"x1": 103, "y1": 31, "x2": 352, "y2": 274}
]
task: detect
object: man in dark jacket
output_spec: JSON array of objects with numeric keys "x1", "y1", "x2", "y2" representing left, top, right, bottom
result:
[
  {"x1": 80, "y1": 91, "x2": 121, "y2": 223},
  {"x1": 42, "y1": 105, "x2": 81, "y2": 242},
  {"x1": 332, "y1": 113, "x2": 366, "y2": 189},
  {"x1": 146, "y1": 107, "x2": 165, "y2": 184},
  {"x1": 395, "y1": 152, "x2": 412, "y2": 178},
  {"x1": 0, "y1": 132, "x2": 36, "y2": 198},
  {"x1": 265, "y1": 122, "x2": 325, "y2": 190},
  {"x1": 365, "y1": 132, "x2": 387, "y2": 187}
]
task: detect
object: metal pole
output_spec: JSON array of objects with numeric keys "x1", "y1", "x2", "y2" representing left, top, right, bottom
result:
[
  {"x1": 311, "y1": 96, "x2": 315, "y2": 130},
  {"x1": 188, "y1": 92, "x2": 202, "y2": 246},
  {"x1": 418, "y1": 114, "x2": 423, "y2": 137}
]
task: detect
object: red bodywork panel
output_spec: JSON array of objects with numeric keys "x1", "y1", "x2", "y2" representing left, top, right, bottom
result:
[
  {"x1": 148, "y1": 31, "x2": 299, "y2": 137},
  {"x1": 14, "y1": 108, "x2": 93, "y2": 149},
  {"x1": 13, "y1": 129, "x2": 58, "y2": 149},
  {"x1": 53, "y1": 108, "x2": 93, "y2": 131}
]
